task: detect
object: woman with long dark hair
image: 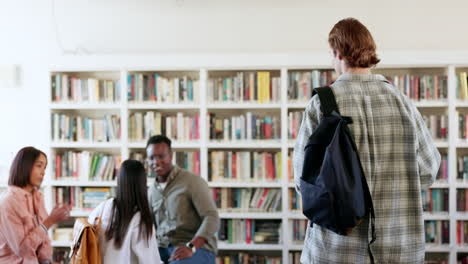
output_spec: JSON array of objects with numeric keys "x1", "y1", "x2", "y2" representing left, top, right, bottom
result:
[
  {"x1": 0, "y1": 146, "x2": 70, "y2": 263},
  {"x1": 88, "y1": 159, "x2": 161, "y2": 264}
]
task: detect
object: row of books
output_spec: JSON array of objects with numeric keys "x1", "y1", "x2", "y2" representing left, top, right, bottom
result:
[
  {"x1": 437, "y1": 155, "x2": 448, "y2": 182},
  {"x1": 53, "y1": 151, "x2": 120, "y2": 181},
  {"x1": 289, "y1": 189, "x2": 302, "y2": 211},
  {"x1": 208, "y1": 151, "x2": 282, "y2": 182},
  {"x1": 458, "y1": 156, "x2": 468, "y2": 180},
  {"x1": 54, "y1": 187, "x2": 113, "y2": 210},
  {"x1": 288, "y1": 111, "x2": 303, "y2": 139},
  {"x1": 422, "y1": 189, "x2": 449, "y2": 212},
  {"x1": 212, "y1": 188, "x2": 282, "y2": 212},
  {"x1": 128, "y1": 112, "x2": 200, "y2": 141},
  {"x1": 287, "y1": 152, "x2": 294, "y2": 183},
  {"x1": 216, "y1": 254, "x2": 281, "y2": 264},
  {"x1": 51, "y1": 74, "x2": 120, "y2": 103},
  {"x1": 51, "y1": 113, "x2": 121, "y2": 142},
  {"x1": 425, "y1": 253, "x2": 448, "y2": 264},
  {"x1": 387, "y1": 74, "x2": 447, "y2": 101},
  {"x1": 425, "y1": 220, "x2": 450, "y2": 244},
  {"x1": 457, "y1": 221, "x2": 468, "y2": 245},
  {"x1": 218, "y1": 219, "x2": 281, "y2": 244},
  {"x1": 290, "y1": 219, "x2": 307, "y2": 243},
  {"x1": 459, "y1": 114, "x2": 468, "y2": 140},
  {"x1": 127, "y1": 74, "x2": 199, "y2": 103},
  {"x1": 456, "y1": 189, "x2": 468, "y2": 212},
  {"x1": 289, "y1": 252, "x2": 301, "y2": 264},
  {"x1": 209, "y1": 113, "x2": 280, "y2": 140},
  {"x1": 207, "y1": 72, "x2": 281, "y2": 103},
  {"x1": 459, "y1": 254, "x2": 468, "y2": 264},
  {"x1": 287, "y1": 70, "x2": 336, "y2": 101},
  {"x1": 423, "y1": 115, "x2": 447, "y2": 140}
]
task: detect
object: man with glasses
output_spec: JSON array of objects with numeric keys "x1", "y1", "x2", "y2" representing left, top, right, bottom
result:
[{"x1": 146, "y1": 135, "x2": 219, "y2": 264}]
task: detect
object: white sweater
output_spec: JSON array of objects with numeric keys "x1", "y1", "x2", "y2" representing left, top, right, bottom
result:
[{"x1": 88, "y1": 199, "x2": 162, "y2": 264}]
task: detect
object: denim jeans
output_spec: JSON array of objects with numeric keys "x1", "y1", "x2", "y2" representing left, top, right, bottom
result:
[{"x1": 158, "y1": 246, "x2": 215, "y2": 264}]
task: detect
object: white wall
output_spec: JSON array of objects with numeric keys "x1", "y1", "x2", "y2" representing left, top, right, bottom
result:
[{"x1": 0, "y1": 0, "x2": 467, "y2": 181}]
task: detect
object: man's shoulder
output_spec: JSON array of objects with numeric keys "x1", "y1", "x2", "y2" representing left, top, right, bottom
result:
[{"x1": 177, "y1": 168, "x2": 208, "y2": 186}]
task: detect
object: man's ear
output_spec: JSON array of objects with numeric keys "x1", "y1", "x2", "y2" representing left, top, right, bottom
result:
[{"x1": 334, "y1": 50, "x2": 343, "y2": 61}]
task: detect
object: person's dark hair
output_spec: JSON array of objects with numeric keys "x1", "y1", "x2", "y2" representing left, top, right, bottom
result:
[
  {"x1": 105, "y1": 160, "x2": 153, "y2": 248},
  {"x1": 9, "y1": 147, "x2": 47, "y2": 187},
  {"x1": 146, "y1": 135, "x2": 171, "y2": 149},
  {"x1": 328, "y1": 18, "x2": 380, "y2": 68}
]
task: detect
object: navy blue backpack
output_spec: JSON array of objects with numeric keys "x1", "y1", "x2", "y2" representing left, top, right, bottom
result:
[{"x1": 300, "y1": 86, "x2": 376, "y2": 262}]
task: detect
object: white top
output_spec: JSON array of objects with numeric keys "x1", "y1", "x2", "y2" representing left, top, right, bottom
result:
[{"x1": 88, "y1": 199, "x2": 162, "y2": 264}]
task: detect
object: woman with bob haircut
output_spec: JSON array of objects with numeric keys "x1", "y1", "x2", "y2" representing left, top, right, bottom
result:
[
  {"x1": 294, "y1": 18, "x2": 441, "y2": 263},
  {"x1": 0, "y1": 146, "x2": 70, "y2": 264},
  {"x1": 88, "y1": 159, "x2": 161, "y2": 264}
]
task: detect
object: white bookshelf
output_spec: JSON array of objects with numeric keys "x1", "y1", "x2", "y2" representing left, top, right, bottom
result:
[{"x1": 45, "y1": 57, "x2": 468, "y2": 264}]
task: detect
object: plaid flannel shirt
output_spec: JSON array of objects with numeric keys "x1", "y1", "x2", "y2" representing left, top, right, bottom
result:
[{"x1": 294, "y1": 73, "x2": 441, "y2": 264}]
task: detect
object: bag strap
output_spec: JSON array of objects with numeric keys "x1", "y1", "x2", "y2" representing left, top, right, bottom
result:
[
  {"x1": 313, "y1": 86, "x2": 376, "y2": 263},
  {"x1": 313, "y1": 86, "x2": 340, "y2": 116}
]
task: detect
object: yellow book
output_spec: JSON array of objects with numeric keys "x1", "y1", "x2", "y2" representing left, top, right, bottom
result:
[
  {"x1": 276, "y1": 152, "x2": 282, "y2": 179},
  {"x1": 460, "y1": 72, "x2": 468, "y2": 100},
  {"x1": 264, "y1": 71, "x2": 270, "y2": 102}
]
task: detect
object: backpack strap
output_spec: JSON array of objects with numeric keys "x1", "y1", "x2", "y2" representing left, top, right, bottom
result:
[{"x1": 313, "y1": 86, "x2": 340, "y2": 116}]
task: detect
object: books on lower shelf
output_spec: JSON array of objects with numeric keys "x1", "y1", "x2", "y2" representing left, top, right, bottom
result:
[
  {"x1": 457, "y1": 221, "x2": 468, "y2": 245},
  {"x1": 208, "y1": 112, "x2": 280, "y2": 141},
  {"x1": 287, "y1": 70, "x2": 336, "y2": 101},
  {"x1": 208, "y1": 151, "x2": 281, "y2": 182},
  {"x1": 216, "y1": 253, "x2": 281, "y2": 264},
  {"x1": 51, "y1": 113, "x2": 121, "y2": 142},
  {"x1": 459, "y1": 253, "x2": 468, "y2": 264},
  {"x1": 437, "y1": 155, "x2": 448, "y2": 182},
  {"x1": 288, "y1": 111, "x2": 304, "y2": 140},
  {"x1": 425, "y1": 253, "x2": 449, "y2": 264},
  {"x1": 288, "y1": 151, "x2": 294, "y2": 183},
  {"x1": 457, "y1": 189, "x2": 468, "y2": 212},
  {"x1": 290, "y1": 219, "x2": 307, "y2": 243},
  {"x1": 54, "y1": 186, "x2": 113, "y2": 210},
  {"x1": 218, "y1": 219, "x2": 281, "y2": 244},
  {"x1": 386, "y1": 74, "x2": 447, "y2": 101},
  {"x1": 53, "y1": 151, "x2": 121, "y2": 181},
  {"x1": 425, "y1": 220, "x2": 450, "y2": 244},
  {"x1": 458, "y1": 156, "x2": 468, "y2": 181},
  {"x1": 129, "y1": 112, "x2": 200, "y2": 141},
  {"x1": 51, "y1": 73, "x2": 120, "y2": 103},
  {"x1": 422, "y1": 189, "x2": 449, "y2": 213},
  {"x1": 457, "y1": 114, "x2": 468, "y2": 140},
  {"x1": 289, "y1": 188, "x2": 302, "y2": 212},
  {"x1": 127, "y1": 73, "x2": 199, "y2": 103},
  {"x1": 289, "y1": 251, "x2": 302, "y2": 264},
  {"x1": 212, "y1": 188, "x2": 281, "y2": 212},
  {"x1": 422, "y1": 114, "x2": 447, "y2": 140},
  {"x1": 208, "y1": 71, "x2": 281, "y2": 103}
]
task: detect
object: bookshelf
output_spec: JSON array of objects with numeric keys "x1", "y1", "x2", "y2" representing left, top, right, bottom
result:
[{"x1": 44, "y1": 58, "x2": 468, "y2": 264}]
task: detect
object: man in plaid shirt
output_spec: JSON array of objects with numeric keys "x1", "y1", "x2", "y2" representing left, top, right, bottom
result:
[{"x1": 294, "y1": 18, "x2": 441, "y2": 263}]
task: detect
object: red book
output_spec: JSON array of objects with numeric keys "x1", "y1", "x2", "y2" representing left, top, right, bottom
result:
[
  {"x1": 232, "y1": 153, "x2": 237, "y2": 180},
  {"x1": 257, "y1": 189, "x2": 269, "y2": 208},
  {"x1": 55, "y1": 155, "x2": 61, "y2": 179},
  {"x1": 246, "y1": 219, "x2": 251, "y2": 244},
  {"x1": 150, "y1": 75, "x2": 156, "y2": 101}
]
